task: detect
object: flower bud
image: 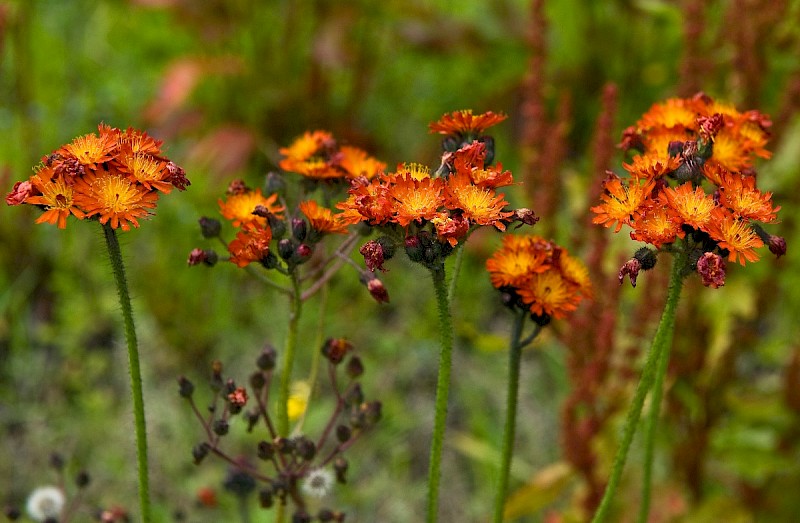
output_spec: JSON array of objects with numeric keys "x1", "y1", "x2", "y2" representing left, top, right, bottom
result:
[
  {"x1": 198, "y1": 217, "x2": 221, "y2": 238},
  {"x1": 278, "y1": 238, "x2": 295, "y2": 261},
  {"x1": 257, "y1": 441, "x2": 275, "y2": 461},
  {"x1": 212, "y1": 419, "x2": 229, "y2": 436},
  {"x1": 257, "y1": 345, "x2": 277, "y2": 370},
  {"x1": 333, "y1": 457, "x2": 349, "y2": 484},
  {"x1": 294, "y1": 436, "x2": 316, "y2": 461},
  {"x1": 187, "y1": 248, "x2": 218, "y2": 267},
  {"x1": 322, "y1": 338, "x2": 352, "y2": 365},
  {"x1": 192, "y1": 442, "x2": 210, "y2": 464},
  {"x1": 249, "y1": 371, "x2": 266, "y2": 390},
  {"x1": 336, "y1": 425, "x2": 352, "y2": 443},
  {"x1": 177, "y1": 376, "x2": 195, "y2": 398},
  {"x1": 75, "y1": 471, "x2": 90, "y2": 489},
  {"x1": 696, "y1": 252, "x2": 726, "y2": 289},
  {"x1": 259, "y1": 489, "x2": 274, "y2": 509},
  {"x1": 292, "y1": 218, "x2": 308, "y2": 242},
  {"x1": 618, "y1": 258, "x2": 641, "y2": 288},
  {"x1": 768, "y1": 234, "x2": 787, "y2": 258},
  {"x1": 346, "y1": 356, "x2": 364, "y2": 378}
]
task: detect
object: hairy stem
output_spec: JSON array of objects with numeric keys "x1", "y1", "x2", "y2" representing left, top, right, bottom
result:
[
  {"x1": 493, "y1": 309, "x2": 539, "y2": 523},
  {"x1": 426, "y1": 267, "x2": 454, "y2": 523},
  {"x1": 103, "y1": 224, "x2": 151, "y2": 522},
  {"x1": 591, "y1": 252, "x2": 686, "y2": 523},
  {"x1": 278, "y1": 272, "x2": 303, "y2": 437}
]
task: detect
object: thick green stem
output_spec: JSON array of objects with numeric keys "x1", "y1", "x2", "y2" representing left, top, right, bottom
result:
[
  {"x1": 493, "y1": 309, "x2": 537, "y2": 523},
  {"x1": 102, "y1": 224, "x2": 151, "y2": 523},
  {"x1": 591, "y1": 252, "x2": 686, "y2": 523},
  {"x1": 426, "y1": 267, "x2": 454, "y2": 523},
  {"x1": 277, "y1": 272, "x2": 302, "y2": 437},
  {"x1": 637, "y1": 252, "x2": 686, "y2": 522}
]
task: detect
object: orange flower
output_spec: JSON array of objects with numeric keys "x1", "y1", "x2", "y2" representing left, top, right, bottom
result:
[
  {"x1": 388, "y1": 174, "x2": 443, "y2": 227},
  {"x1": 119, "y1": 153, "x2": 173, "y2": 193},
  {"x1": 26, "y1": 170, "x2": 86, "y2": 228},
  {"x1": 468, "y1": 163, "x2": 514, "y2": 188},
  {"x1": 279, "y1": 131, "x2": 341, "y2": 179},
  {"x1": 705, "y1": 208, "x2": 763, "y2": 265},
  {"x1": 638, "y1": 98, "x2": 702, "y2": 131},
  {"x1": 58, "y1": 131, "x2": 117, "y2": 169},
  {"x1": 298, "y1": 200, "x2": 349, "y2": 234},
  {"x1": 623, "y1": 155, "x2": 681, "y2": 180},
  {"x1": 717, "y1": 172, "x2": 780, "y2": 223},
  {"x1": 73, "y1": 170, "x2": 159, "y2": 231},
  {"x1": 227, "y1": 222, "x2": 273, "y2": 267},
  {"x1": 591, "y1": 174, "x2": 655, "y2": 233},
  {"x1": 629, "y1": 202, "x2": 685, "y2": 248},
  {"x1": 339, "y1": 146, "x2": 386, "y2": 180},
  {"x1": 429, "y1": 110, "x2": 507, "y2": 136},
  {"x1": 431, "y1": 212, "x2": 470, "y2": 247},
  {"x1": 114, "y1": 126, "x2": 163, "y2": 156},
  {"x1": 557, "y1": 251, "x2": 593, "y2": 299},
  {"x1": 444, "y1": 170, "x2": 513, "y2": 229},
  {"x1": 395, "y1": 162, "x2": 432, "y2": 181},
  {"x1": 518, "y1": 270, "x2": 582, "y2": 320},
  {"x1": 336, "y1": 177, "x2": 393, "y2": 226},
  {"x1": 219, "y1": 188, "x2": 283, "y2": 227},
  {"x1": 661, "y1": 183, "x2": 716, "y2": 230},
  {"x1": 486, "y1": 236, "x2": 549, "y2": 288}
]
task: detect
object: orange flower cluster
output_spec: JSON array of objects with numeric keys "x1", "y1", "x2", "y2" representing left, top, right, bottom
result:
[
  {"x1": 279, "y1": 130, "x2": 386, "y2": 180},
  {"x1": 337, "y1": 141, "x2": 514, "y2": 248},
  {"x1": 486, "y1": 235, "x2": 592, "y2": 321},
  {"x1": 6, "y1": 124, "x2": 188, "y2": 230},
  {"x1": 592, "y1": 93, "x2": 783, "y2": 266},
  {"x1": 428, "y1": 109, "x2": 508, "y2": 137}
]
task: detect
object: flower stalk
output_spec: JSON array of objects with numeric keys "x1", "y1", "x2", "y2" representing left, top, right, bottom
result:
[
  {"x1": 102, "y1": 223, "x2": 151, "y2": 523},
  {"x1": 426, "y1": 266, "x2": 454, "y2": 523},
  {"x1": 591, "y1": 250, "x2": 687, "y2": 523},
  {"x1": 277, "y1": 271, "x2": 303, "y2": 437},
  {"x1": 493, "y1": 308, "x2": 540, "y2": 523}
]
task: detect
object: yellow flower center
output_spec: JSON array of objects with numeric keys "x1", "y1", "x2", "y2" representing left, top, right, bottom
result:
[{"x1": 94, "y1": 174, "x2": 145, "y2": 213}]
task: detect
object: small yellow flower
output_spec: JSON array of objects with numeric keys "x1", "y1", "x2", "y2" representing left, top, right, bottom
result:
[{"x1": 287, "y1": 381, "x2": 311, "y2": 421}]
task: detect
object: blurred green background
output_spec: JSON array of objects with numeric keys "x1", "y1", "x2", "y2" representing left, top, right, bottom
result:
[{"x1": 2, "y1": 0, "x2": 799, "y2": 521}]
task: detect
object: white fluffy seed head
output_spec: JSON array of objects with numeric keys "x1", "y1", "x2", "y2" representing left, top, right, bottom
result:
[{"x1": 26, "y1": 486, "x2": 65, "y2": 521}]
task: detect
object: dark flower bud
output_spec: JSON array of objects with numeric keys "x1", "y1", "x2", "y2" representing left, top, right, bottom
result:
[
  {"x1": 322, "y1": 338, "x2": 352, "y2": 365},
  {"x1": 274, "y1": 437, "x2": 294, "y2": 454},
  {"x1": 259, "y1": 250, "x2": 280, "y2": 270},
  {"x1": 187, "y1": 248, "x2": 218, "y2": 267},
  {"x1": 212, "y1": 419, "x2": 229, "y2": 436},
  {"x1": 345, "y1": 383, "x2": 364, "y2": 406},
  {"x1": 619, "y1": 125, "x2": 644, "y2": 152},
  {"x1": 696, "y1": 252, "x2": 726, "y2": 289},
  {"x1": 226, "y1": 179, "x2": 248, "y2": 195},
  {"x1": 367, "y1": 276, "x2": 390, "y2": 304},
  {"x1": 257, "y1": 441, "x2": 275, "y2": 461},
  {"x1": 296, "y1": 243, "x2": 313, "y2": 260},
  {"x1": 333, "y1": 457, "x2": 349, "y2": 484},
  {"x1": 510, "y1": 208, "x2": 539, "y2": 229},
  {"x1": 250, "y1": 371, "x2": 266, "y2": 391},
  {"x1": 223, "y1": 466, "x2": 256, "y2": 498},
  {"x1": 336, "y1": 425, "x2": 352, "y2": 443},
  {"x1": 441, "y1": 135, "x2": 460, "y2": 153},
  {"x1": 362, "y1": 401, "x2": 382, "y2": 425},
  {"x1": 404, "y1": 234, "x2": 424, "y2": 263},
  {"x1": 167, "y1": 161, "x2": 190, "y2": 191},
  {"x1": 346, "y1": 356, "x2": 364, "y2": 378},
  {"x1": 198, "y1": 217, "x2": 221, "y2": 238},
  {"x1": 768, "y1": 234, "x2": 787, "y2": 258},
  {"x1": 75, "y1": 470, "x2": 91, "y2": 488},
  {"x1": 271, "y1": 475, "x2": 288, "y2": 500},
  {"x1": 278, "y1": 238, "x2": 295, "y2": 260},
  {"x1": 245, "y1": 410, "x2": 260, "y2": 433},
  {"x1": 480, "y1": 135, "x2": 496, "y2": 166},
  {"x1": 49, "y1": 452, "x2": 65, "y2": 472},
  {"x1": 4, "y1": 506, "x2": 21, "y2": 520},
  {"x1": 294, "y1": 436, "x2": 316, "y2": 461},
  {"x1": 532, "y1": 313, "x2": 552, "y2": 327},
  {"x1": 293, "y1": 511, "x2": 312, "y2": 523},
  {"x1": 292, "y1": 218, "x2": 308, "y2": 242},
  {"x1": 257, "y1": 345, "x2": 277, "y2": 370},
  {"x1": 178, "y1": 376, "x2": 194, "y2": 398},
  {"x1": 259, "y1": 489, "x2": 274, "y2": 509},
  {"x1": 192, "y1": 442, "x2": 210, "y2": 464},
  {"x1": 635, "y1": 247, "x2": 658, "y2": 270},
  {"x1": 318, "y1": 509, "x2": 335, "y2": 522}
]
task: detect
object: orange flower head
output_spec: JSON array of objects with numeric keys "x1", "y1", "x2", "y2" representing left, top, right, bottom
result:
[
  {"x1": 638, "y1": 98, "x2": 701, "y2": 131},
  {"x1": 227, "y1": 222, "x2": 273, "y2": 267},
  {"x1": 717, "y1": 172, "x2": 780, "y2": 223},
  {"x1": 518, "y1": 270, "x2": 582, "y2": 320},
  {"x1": 59, "y1": 132, "x2": 117, "y2": 169},
  {"x1": 388, "y1": 174, "x2": 443, "y2": 227},
  {"x1": 591, "y1": 174, "x2": 655, "y2": 233},
  {"x1": 336, "y1": 177, "x2": 393, "y2": 226},
  {"x1": 279, "y1": 130, "x2": 341, "y2": 179},
  {"x1": 629, "y1": 202, "x2": 685, "y2": 248},
  {"x1": 486, "y1": 236, "x2": 549, "y2": 288},
  {"x1": 705, "y1": 208, "x2": 763, "y2": 265},
  {"x1": 640, "y1": 126, "x2": 692, "y2": 158},
  {"x1": 120, "y1": 153, "x2": 172, "y2": 193},
  {"x1": 431, "y1": 212, "x2": 470, "y2": 247},
  {"x1": 26, "y1": 170, "x2": 86, "y2": 228},
  {"x1": 557, "y1": 251, "x2": 593, "y2": 299},
  {"x1": 339, "y1": 146, "x2": 386, "y2": 180},
  {"x1": 299, "y1": 200, "x2": 349, "y2": 235},
  {"x1": 708, "y1": 125, "x2": 757, "y2": 172},
  {"x1": 469, "y1": 163, "x2": 514, "y2": 188},
  {"x1": 444, "y1": 170, "x2": 513, "y2": 229},
  {"x1": 429, "y1": 110, "x2": 507, "y2": 136},
  {"x1": 115, "y1": 125, "x2": 163, "y2": 156},
  {"x1": 219, "y1": 188, "x2": 283, "y2": 227},
  {"x1": 73, "y1": 171, "x2": 159, "y2": 231},
  {"x1": 623, "y1": 155, "x2": 681, "y2": 180},
  {"x1": 662, "y1": 183, "x2": 716, "y2": 230}
]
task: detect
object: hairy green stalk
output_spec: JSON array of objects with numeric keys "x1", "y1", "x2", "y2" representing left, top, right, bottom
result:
[
  {"x1": 426, "y1": 267, "x2": 454, "y2": 523},
  {"x1": 103, "y1": 224, "x2": 151, "y2": 522},
  {"x1": 591, "y1": 251, "x2": 686, "y2": 523},
  {"x1": 493, "y1": 309, "x2": 539, "y2": 523},
  {"x1": 277, "y1": 271, "x2": 303, "y2": 437}
]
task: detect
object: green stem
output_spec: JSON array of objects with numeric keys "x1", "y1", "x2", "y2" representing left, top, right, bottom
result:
[
  {"x1": 637, "y1": 252, "x2": 686, "y2": 522},
  {"x1": 493, "y1": 309, "x2": 538, "y2": 523},
  {"x1": 447, "y1": 244, "x2": 465, "y2": 303},
  {"x1": 102, "y1": 224, "x2": 151, "y2": 523},
  {"x1": 277, "y1": 271, "x2": 302, "y2": 437},
  {"x1": 591, "y1": 252, "x2": 686, "y2": 523},
  {"x1": 426, "y1": 267, "x2": 454, "y2": 523},
  {"x1": 296, "y1": 282, "x2": 328, "y2": 433}
]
